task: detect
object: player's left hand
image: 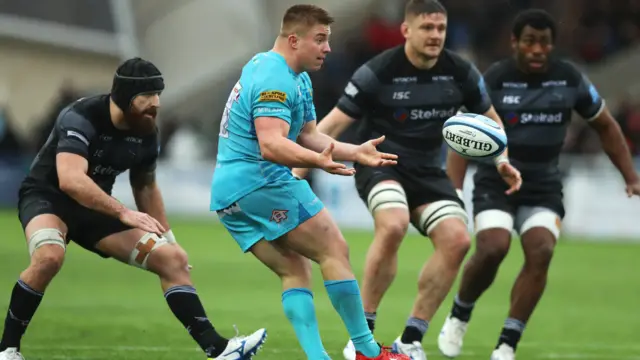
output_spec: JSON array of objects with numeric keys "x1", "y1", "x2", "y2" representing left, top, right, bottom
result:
[
  {"x1": 625, "y1": 180, "x2": 640, "y2": 197},
  {"x1": 497, "y1": 162, "x2": 522, "y2": 195},
  {"x1": 355, "y1": 136, "x2": 398, "y2": 167}
]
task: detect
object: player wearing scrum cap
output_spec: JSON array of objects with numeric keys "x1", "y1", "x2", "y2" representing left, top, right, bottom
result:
[
  {"x1": 439, "y1": 9, "x2": 640, "y2": 360},
  {"x1": 293, "y1": 1, "x2": 521, "y2": 359},
  {"x1": 0, "y1": 58, "x2": 266, "y2": 360}
]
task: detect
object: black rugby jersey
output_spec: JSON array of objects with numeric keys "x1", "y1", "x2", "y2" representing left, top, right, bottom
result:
[
  {"x1": 22, "y1": 95, "x2": 160, "y2": 195},
  {"x1": 482, "y1": 57, "x2": 604, "y2": 175},
  {"x1": 336, "y1": 45, "x2": 492, "y2": 168}
]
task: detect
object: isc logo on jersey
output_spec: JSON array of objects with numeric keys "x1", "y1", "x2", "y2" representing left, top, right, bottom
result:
[
  {"x1": 392, "y1": 91, "x2": 411, "y2": 100},
  {"x1": 502, "y1": 95, "x2": 521, "y2": 104}
]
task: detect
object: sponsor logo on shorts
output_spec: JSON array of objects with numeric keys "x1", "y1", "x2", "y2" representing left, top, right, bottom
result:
[
  {"x1": 217, "y1": 202, "x2": 241, "y2": 217},
  {"x1": 258, "y1": 90, "x2": 287, "y2": 103},
  {"x1": 270, "y1": 209, "x2": 288, "y2": 223}
]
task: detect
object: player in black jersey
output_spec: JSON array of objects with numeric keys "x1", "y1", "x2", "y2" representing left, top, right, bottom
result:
[
  {"x1": 294, "y1": 1, "x2": 521, "y2": 359},
  {"x1": 439, "y1": 10, "x2": 640, "y2": 360},
  {"x1": 0, "y1": 58, "x2": 266, "y2": 360}
]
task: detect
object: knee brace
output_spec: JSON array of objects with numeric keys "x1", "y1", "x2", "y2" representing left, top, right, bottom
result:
[
  {"x1": 367, "y1": 182, "x2": 408, "y2": 213},
  {"x1": 419, "y1": 200, "x2": 468, "y2": 235},
  {"x1": 28, "y1": 229, "x2": 65, "y2": 256},
  {"x1": 129, "y1": 233, "x2": 170, "y2": 269}
]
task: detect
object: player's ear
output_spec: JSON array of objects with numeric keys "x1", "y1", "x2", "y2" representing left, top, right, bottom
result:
[
  {"x1": 401, "y1": 21, "x2": 410, "y2": 39},
  {"x1": 288, "y1": 34, "x2": 299, "y2": 49},
  {"x1": 510, "y1": 35, "x2": 518, "y2": 51}
]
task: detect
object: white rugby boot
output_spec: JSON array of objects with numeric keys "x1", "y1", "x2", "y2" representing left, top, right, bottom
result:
[
  {"x1": 0, "y1": 348, "x2": 25, "y2": 360},
  {"x1": 343, "y1": 340, "x2": 356, "y2": 360},
  {"x1": 391, "y1": 337, "x2": 427, "y2": 360},
  {"x1": 211, "y1": 327, "x2": 267, "y2": 360},
  {"x1": 438, "y1": 315, "x2": 468, "y2": 358},
  {"x1": 490, "y1": 344, "x2": 515, "y2": 360}
]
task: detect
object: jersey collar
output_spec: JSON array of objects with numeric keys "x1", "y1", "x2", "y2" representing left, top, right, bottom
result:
[{"x1": 268, "y1": 50, "x2": 299, "y2": 76}]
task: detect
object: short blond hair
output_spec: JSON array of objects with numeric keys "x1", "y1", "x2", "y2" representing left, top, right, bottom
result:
[{"x1": 280, "y1": 4, "x2": 334, "y2": 36}]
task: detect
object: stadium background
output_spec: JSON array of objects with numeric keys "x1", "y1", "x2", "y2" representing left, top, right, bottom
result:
[{"x1": 0, "y1": 1, "x2": 638, "y2": 359}]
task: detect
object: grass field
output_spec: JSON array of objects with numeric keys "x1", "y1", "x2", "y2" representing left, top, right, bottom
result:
[{"x1": 0, "y1": 211, "x2": 638, "y2": 360}]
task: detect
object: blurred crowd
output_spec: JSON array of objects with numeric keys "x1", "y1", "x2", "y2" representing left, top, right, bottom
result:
[{"x1": 2, "y1": 0, "x2": 640, "y2": 167}]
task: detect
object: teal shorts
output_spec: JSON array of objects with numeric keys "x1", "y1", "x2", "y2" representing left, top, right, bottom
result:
[{"x1": 216, "y1": 178, "x2": 324, "y2": 252}]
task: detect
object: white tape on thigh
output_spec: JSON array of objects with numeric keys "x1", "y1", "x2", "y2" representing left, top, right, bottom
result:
[
  {"x1": 129, "y1": 233, "x2": 169, "y2": 269},
  {"x1": 28, "y1": 229, "x2": 65, "y2": 256},
  {"x1": 419, "y1": 200, "x2": 468, "y2": 235},
  {"x1": 474, "y1": 210, "x2": 514, "y2": 234},
  {"x1": 518, "y1": 208, "x2": 561, "y2": 239},
  {"x1": 367, "y1": 182, "x2": 408, "y2": 213}
]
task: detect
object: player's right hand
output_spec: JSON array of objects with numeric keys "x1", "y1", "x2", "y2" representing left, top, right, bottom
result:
[
  {"x1": 119, "y1": 209, "x2": 166, "y2": 235},
  {"x1": 317, "y1": 143, "x2": 356, "y2": 176},
  {"x1": 497, "y1": 162, "x2": 522, "y2": 195},
  {"x1": 625, "y1": 179, "x2": 640, "y2": 197}
]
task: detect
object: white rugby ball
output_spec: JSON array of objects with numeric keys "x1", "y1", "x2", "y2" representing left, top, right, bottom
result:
[{"x1": 442, "y1": 113, "x2": 507, "y2": 158}]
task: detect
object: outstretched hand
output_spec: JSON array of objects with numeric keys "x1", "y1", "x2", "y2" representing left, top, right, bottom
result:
[
  {"x1": 317, "y1": 143, "x2": 356, "y2": 176},
  {"x1": 355, "y1": 136, "x2": 398, "y2": 167}
]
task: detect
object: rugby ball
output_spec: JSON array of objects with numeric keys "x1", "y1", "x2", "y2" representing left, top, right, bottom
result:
[{"x1": 442, "y1": 113, "x2": 507, "y2": 158}]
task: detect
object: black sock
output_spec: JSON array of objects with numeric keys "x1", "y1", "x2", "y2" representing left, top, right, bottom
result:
[
  {"x1": 364, "y1": 312, "x2": 376, "y2": 333},
  {"x1": 164, "y1": 285, "x2": 228, "y2": 358},
  {"x1": 451, "y1": 294, "x2": 475, "y2": 322},
  {"x1": 497, "y1": 318, "x2": 525, "y2": 350},
  {"x1": 0, "y1": 280, "x2": 44, "y2": 351},
  {"x1": 400, "y1": 317, "x2": 428, "y2": 344}
]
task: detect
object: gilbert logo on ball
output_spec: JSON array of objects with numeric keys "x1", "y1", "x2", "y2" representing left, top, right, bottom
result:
[{"x1": 442, "y1": 113, "x2": 507, "y2": 158}]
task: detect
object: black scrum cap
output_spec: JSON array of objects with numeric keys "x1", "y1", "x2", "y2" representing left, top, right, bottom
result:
[{"x1": 110, "y1": 57, "x2": 165, "y2": 112}]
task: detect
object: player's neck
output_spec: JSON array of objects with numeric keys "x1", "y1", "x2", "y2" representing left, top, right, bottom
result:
[
  {"x1": 272, "y1": 39, "x2": 303, "y2": 73},
  {"x1": 109, "y1": 99, "x2": 130, "y2": 130},
  {"x1": 404, "y1": 42, "x2": 437, "y2": 70}
]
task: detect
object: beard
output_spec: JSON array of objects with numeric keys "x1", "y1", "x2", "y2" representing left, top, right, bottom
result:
[{"x1": 124, "y1": 107, "x2": 157, "y2": 135}]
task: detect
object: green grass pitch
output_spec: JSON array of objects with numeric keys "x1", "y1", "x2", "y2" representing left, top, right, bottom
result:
[{"x1": 0, "y1": 211, "x2": 638, "y2": 359}]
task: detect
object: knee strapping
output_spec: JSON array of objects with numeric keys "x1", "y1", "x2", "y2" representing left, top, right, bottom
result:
[
  {"x1": 419, "y1": 200, "x2": 468, "y2": 235},
  {"x1": 129, "y1": 233, "x2": 169, "y2": 269},
  {"x1": 517, "y1": 207, "x2": 561, "y2": 239},
  {"x1": 367, "y1": 182, "x2": 408, "y2": 213},
  {"x1": 28, "y1": 229, "x2": 65, "y2": 256},
  {"x1": 475, "y1": 210, "x2": 514, "y2": 234}
]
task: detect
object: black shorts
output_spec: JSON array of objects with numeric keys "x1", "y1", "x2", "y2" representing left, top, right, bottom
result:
[
  {"x1": 472, "y1": 166, "x2": 565, "y2": 219},
  {"x1": 17, "y1": 187, "x2": 132, "y2": 258},
  {"x1": 355, "y1": 163, "x2": 463, "y2": 231}
]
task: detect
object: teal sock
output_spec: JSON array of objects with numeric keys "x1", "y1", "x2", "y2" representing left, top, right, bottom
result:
[
  {"x1": 324, "y1": 280, "x2": 380, "y2": 357},
  {"x1": 282, "y1": 288, "x2": 329, "y2": 359}
]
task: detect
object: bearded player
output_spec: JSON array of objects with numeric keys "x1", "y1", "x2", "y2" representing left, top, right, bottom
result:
[
  {"x1": 292, "y1": 1, "x2": 521, "y2": 359},
  {"x1": 439, "y1": 9, "x2": 640, "y2": 360},
  {"x1": 0, "y1": 58, "x2": 266, "y2": 360}
]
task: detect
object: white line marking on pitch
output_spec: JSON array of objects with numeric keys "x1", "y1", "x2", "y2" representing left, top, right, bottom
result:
[{"x1": 31, "y1": 344, "x2": 640, "y2": 359}]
